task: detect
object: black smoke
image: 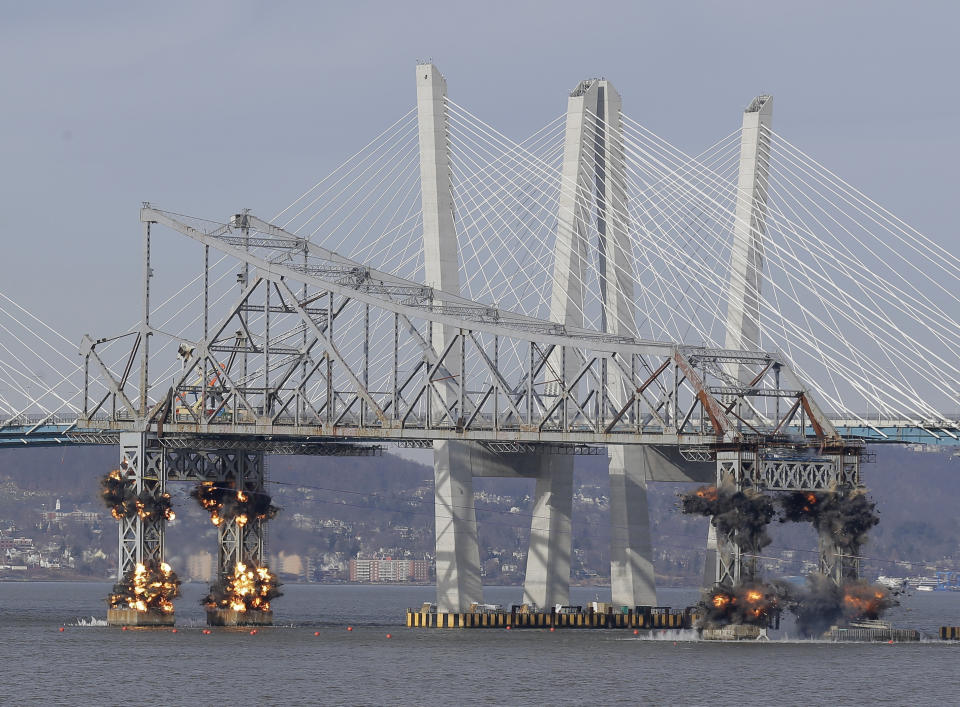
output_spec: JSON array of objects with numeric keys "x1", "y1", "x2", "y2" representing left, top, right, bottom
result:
[
  {"x1": 778, "y1": 489, "x2": 879, "y2": 550},
  {"x1": 190, "y1": 481, "x2": 279, "y2": 525},
  {"x1": 100, "y1": 470, "x2": 175, "y2": 521},
  {"x1": 773, "y1": 575, "x2": 898, "y2": 637},
  {"x1": 680, "y1": 484, "x2": 776, "y2": 551},
  {"x1": 100, "y1": 470, "x2": 137, "y2": 519}
]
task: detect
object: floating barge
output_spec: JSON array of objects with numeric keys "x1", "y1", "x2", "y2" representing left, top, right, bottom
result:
[
  {"x1": 828, "y1": 620, "x2": 919, "y2": 642},
  {"x1": 406, "y1": 603, "x2": 700, "y2": 629},
  {"x1": 107, "y1": 608, "x2": 175, "y2": 627}
]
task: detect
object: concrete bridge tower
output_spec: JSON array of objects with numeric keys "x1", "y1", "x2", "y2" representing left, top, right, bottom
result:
[
  {"x1": 550, "y1": 78, "x2": 658, "y2": 607},
  {"x1": 417, "y1": 63, "x2": 483, "y2": 613},
  {"x1": 709, "y1": 95, "x2": 774, "y2": 587},
  {"x1": 419, "y1": 64, "x2": 576, "y2": 612}
]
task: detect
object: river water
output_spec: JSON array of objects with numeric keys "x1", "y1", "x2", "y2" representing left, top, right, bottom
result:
[{"x1": 0, "y1": 582, "x2": 957, "y2": 705}]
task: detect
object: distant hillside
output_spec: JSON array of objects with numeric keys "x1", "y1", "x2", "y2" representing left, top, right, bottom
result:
[{"x1": 0, "y1": 442, "x2": 956, "y2": 582}]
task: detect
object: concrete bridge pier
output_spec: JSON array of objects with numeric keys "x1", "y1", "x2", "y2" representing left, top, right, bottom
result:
[
  {"x1": 433, "y1": 440, "x2": 483, "y2": 612},
  {"x1": 433, "y1": 442, "x2": 575, "y2": 613},
  {"x1": 522, "y1": 454, "x2": 574, "y2": 610},
  {"x1": 609, "y1": 446, "x2": 714, "y2": 606},
  {"x1": 609, "y1": 446, "x2": 656, "y2": 607}
]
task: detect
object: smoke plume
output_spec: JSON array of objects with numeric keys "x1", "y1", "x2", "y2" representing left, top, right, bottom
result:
[
  {"x1": 699, "y1": 583, "x2": 782, "y2": 628},
  {"x1": 773, "y1": 574, "x2": 898, "y2": 637},
  {"x1": 100, "y1": 469, "x2": 175, "y2": 522},
  {"x1": 681, "y1": 484, "x2": 776, "y2": 551},
  {"x1": 778, "y1": 489, "x2": 879, "y2": 550},
  {"x1": 190, "y1": 480, "x2": 278, "y2": 527}
]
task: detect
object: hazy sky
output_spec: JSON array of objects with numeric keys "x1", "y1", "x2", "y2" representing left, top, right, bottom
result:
[{"x1": 1, "y1": 0, "x2": 957, "y2": 343}]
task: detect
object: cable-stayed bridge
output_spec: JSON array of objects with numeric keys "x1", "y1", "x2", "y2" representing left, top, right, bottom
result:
[{"x1": 0, "y1": 65, "x2": 957, "y2": 619}]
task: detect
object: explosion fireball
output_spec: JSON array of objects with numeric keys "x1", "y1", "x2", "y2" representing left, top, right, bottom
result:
[
  {"x1": 700, "y1": 583, "x2": 781, "y2": 627},
  {"x1": 204, "y1": 561, "x2": 282, "y2": 612},
  {"x1": 100, "y1": 469, "x2": 175, "y2": 521},
  {"x1": 108, "y1": 560, "x2": 181, "y2": 612},
  {"x1": 190, "y1": 481, "x2": 278, "y2": 527}
]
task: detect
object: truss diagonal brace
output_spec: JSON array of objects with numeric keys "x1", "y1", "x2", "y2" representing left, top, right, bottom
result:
[
  {"x1": 276, "y1": 279, "x2": 387, "y2": 424},
  {"x1": 80, "y1": 335, "x2": 139, "y2": 421},
  {"x1": 673, "y1": 351, "x2": 734, "y2": 438}
]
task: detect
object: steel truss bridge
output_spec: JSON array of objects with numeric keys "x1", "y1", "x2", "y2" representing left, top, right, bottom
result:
[{"x1": 0, "y1": 64, "x2": 957, "y2": 616}]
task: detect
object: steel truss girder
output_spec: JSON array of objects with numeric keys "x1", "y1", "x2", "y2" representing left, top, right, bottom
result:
[
  {"x1": 158, "y1": 436, "x2": 381, "y2": 456},
  {"x1": 757, "y1": 453, "x2": 860, "y2": 490},
  {"x1": 478, "y1": 441, "x2": 602, "y2": 455},
  {"x1": 79, "y1": 208, "x2": 842, "y2": 449}
]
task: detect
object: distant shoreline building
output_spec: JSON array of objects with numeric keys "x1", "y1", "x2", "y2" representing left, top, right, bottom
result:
[{"x1": 349, "y1": 557, "x2": 431, "y2": 583}]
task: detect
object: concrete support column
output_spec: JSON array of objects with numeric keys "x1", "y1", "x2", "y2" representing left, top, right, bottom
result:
[
  {"x1": 433, "y1": 440, "x2": 482, "y2": 612},
  {"x1": 522, "y1": 455, "x2": 574, "y2": 609},
  {"x1": 703, "y1": 523, "x2": 718, "y2": 589},
  {"x1": 609, "y1": 446, "x2": 656, "y2": 607}
]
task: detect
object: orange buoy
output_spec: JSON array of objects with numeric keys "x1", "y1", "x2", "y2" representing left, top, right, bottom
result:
[
  {"x1": 314, "y1": 631, "x2": 320, "y2": 636},
  {"x1": 633, "y1": 629, "x2": 639, "y2": 635},
  {"x1": 172, "y1": 629, "x2": 178, "y2": 634},
  {"x1": 549, "y1": 627, "x2": 555, "y2": 632},
  {"x1": 121, "y1": 626, "x2": 128, "y2": 631},
  {"x1": 386, "y1": 633, "x2": 392, "y2": 639},
  {"x1": 347, "y1": 626, "x2": 353, "y2": 631},
  {"x1": 249, "y1": 630, "x2": 257, "y2": 635},
  {"x1": 506, "y1": 625, "x2": 511, "y2": 630},
  {"x1": 59, "y1": 627, "x2": 65, "y2": 632}
]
